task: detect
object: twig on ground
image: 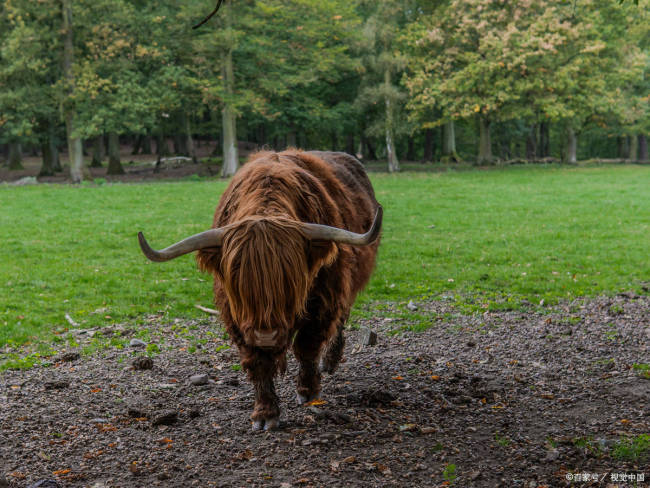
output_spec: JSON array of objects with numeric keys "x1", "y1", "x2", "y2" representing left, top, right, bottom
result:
[
  {"x1": 195, "y1": 304, "x2": 220, "y2": 315},
  {"x1": 64, "y1": 313, "x2": 79, "y2": 327}
]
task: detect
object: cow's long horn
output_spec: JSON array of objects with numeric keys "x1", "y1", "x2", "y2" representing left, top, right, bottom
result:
[
  {"x1": 302, "y1": 206, "x2": 383, "y2": 245},
  {"x1": 138, "y1": 228, "x2": 225, "y2": 262}
]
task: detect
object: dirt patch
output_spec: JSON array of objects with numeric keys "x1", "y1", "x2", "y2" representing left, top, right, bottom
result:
[{"x1": 1, "y1": 296, "x2": 649, "y2": 487}]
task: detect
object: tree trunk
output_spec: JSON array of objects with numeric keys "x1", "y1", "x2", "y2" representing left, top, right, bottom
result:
[
  {"x1": 422, "y1": 128, "x2": 434, "y2": 163},
  {"x1": 156, "y1": 134, "x2": 170, "y2": 159},
  {"x1": 526, "y1": 124, "x2": 537, "y2": 160},
  {"x1": 345, "y1": 134, "x2": 355, "y2": 155},
  {"x1": 539, "y1": 121, "x2": 550, "y2": 158},
  {"x1": 8, "y1": 142, "x2": 23, "y2": 170},
  {"x1": 565, "y1": 127, "x2": 577, "y2": 164},
  {"x1": 638, "y1": 134, "x2": 648, "y2": 161},
  {"x1": 90, "y1": 136, "x2": 104, "y2": 167},
  {"x1": 50, "y1": 130, "x2": 62, "y2": 172},
  {"x1": 477, "y1": 116, "x2": 493, "y2": 164},
  {"x1": 39, "y1": 140, "x2": 55, "y2": 176},
  {"x1": 442, "y1": 121, "x2": 457, "y2": 161},
  {"x1": 106, "y1": 132, "x2": 125, "y2": 175},
  {"x1": 617, "y1": 136, "x2": 630, "y2": 159},
  {"x1": 385, "y1": 69, "x2": 399, "y2": 172},
  {"x1": 286, "y1": 130, "x2": 297, "y2": 149},
  {"x1": 629, "y1": 134, "x2": 638, "y2": 161},
  {"x1": 330, "y1": 132, "x2": 338, "y2": 151},
  {"x1": 131, "y1": 134, "x2": 143, "y2": 155},
  {"x1": 406, "y1": 136, "x2": 415, "y2": 161},
  {"x1": 220, "y1": 1, "x2": 238, "y2": 178},
  {"x1": 363, "y1": 135, "x2": 378, "y2": 160},
  {"x1": 62, "y1": 0, "x2": 84, "y2": 182},
  {"x1": 141, "y1": 134, "x2": 152, "y2": 155},
  {"x1": 184, "y1": 113, "x2": 197, "y2": 163}
]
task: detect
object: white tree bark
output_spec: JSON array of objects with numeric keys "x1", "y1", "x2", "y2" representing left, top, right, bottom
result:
[
  {"x1": 220, "y1": 1, "x2": 238, "y2": 178},
  {"x1": 566, "y1": 127, "x2": 577, "y2": 164},
  {"x1": 62, "y1": 0, "x2": 84, "y2": 182},
  {"x1": 385, "y1": 69, "x2": 399, "y2": 172}
]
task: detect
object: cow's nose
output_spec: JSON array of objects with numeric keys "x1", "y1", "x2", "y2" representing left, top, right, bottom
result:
[{"x1": 253, "y1": 329, "x2": 279, "y2": 348}]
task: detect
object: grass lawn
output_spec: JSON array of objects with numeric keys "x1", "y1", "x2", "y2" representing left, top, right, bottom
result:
[{"x1": 1, "y1": 164, "x2": 649, "y2": 350}]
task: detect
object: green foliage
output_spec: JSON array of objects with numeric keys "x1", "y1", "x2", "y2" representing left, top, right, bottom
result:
[
  {"x1": 442, "y1": 463, "x2": 457, "y2": 484},
  {"x1": 612, "y1": 435, "x2": 650, "y2": 462}
]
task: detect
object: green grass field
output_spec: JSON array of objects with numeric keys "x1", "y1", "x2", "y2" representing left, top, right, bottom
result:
[{"x1": 1, "y1": 164, "x2": 649, "y2": 350}]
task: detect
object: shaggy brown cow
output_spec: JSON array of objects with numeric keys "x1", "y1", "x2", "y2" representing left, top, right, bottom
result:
[{"x1": 138, "y1": 150, "x2": 382, "y2": 430}]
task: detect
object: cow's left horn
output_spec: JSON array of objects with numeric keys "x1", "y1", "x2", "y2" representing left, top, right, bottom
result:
[
  {"x1": 302, "y1": 205, "x2": 383, "y2": 246},
  {"x1": 138, "y1": 228, "x2": 225, "y2": 262}
]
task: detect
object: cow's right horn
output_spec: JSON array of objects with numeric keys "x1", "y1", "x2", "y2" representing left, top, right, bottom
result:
[
  {"x1": 138, "y1": 228, "x2": 225, "y2": 262},
  {"x1": 302, "y1": 205, "x2": 383, "y2": 246}
]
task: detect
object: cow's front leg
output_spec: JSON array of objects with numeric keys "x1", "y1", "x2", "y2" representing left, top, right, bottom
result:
[
  {"x1": 240, "y1": 346, "x2": 281, "y2": 431},
  {"x1": 292, "y1": 327, "x2": 326, "y2": 405},
  {"x1": 320, "y1": 321, "x2": 345, "y2": 374}
]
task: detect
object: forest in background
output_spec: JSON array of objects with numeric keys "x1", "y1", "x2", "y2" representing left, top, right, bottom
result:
[{"x1": 0, "y1": 0, "x2": 648, "y2": 181}]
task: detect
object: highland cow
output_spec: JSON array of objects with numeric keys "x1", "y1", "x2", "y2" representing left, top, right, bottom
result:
[{"x1": 138, "y1": 150, "x2": 382, "y2": 430}]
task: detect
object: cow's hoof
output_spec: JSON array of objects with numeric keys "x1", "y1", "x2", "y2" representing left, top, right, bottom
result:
[
  {"x1": 252, "y1": 417, "x2": 279, "y2": 432},
  {"x1": 297, "y1": 392, "x2": 318, "y2": 405}
]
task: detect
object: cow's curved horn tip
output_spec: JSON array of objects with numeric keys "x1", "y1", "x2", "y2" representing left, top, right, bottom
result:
[{"x1": 137, "y1": 232, "x2": 157, "y2": 261}]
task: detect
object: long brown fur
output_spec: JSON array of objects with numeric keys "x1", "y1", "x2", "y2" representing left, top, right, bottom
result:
[{"x1": 196, "y1": 149, "x2": 380, "y2": 424}]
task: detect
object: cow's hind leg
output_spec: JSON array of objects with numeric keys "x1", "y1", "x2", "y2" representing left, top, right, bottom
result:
[
  {"x1": 240, "y1": 346, "x2": 282, "y2": 431},
  {"x1": 320, "y1": 321, "x2": 345, "y2": 374},
  {"x1": 292, "y1": 326, "x2": 328, "y2": 405}
]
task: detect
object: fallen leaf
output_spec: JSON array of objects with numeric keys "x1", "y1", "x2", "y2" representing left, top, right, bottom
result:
[
  {"x1": 343, "y1": 456, "x2": 356, "y2": 463},
  {"x1": 305, "y1": 399, "x2": 327, "y2": 406},
  {"x1": 375, "y1": 463, "x2": 391, "y2": 475},
  {"x1": 430, "y1": 375, "x2": 441, "y2": 381},
  {"x1": 620, "y1": 419, "x2": 630, "y2": 424},
  {"x1": 540, "y1": 393, "x2": 555, "y2": 400},
  {"x1": 392, "y1": 376, "x2": 404, "y2": 380},
  {"x1": 53, "y1": 469, "x2": 71, "y2": 476},
  {"x1": 399, "y1": 423, "x2": 417, "y2": 432}
]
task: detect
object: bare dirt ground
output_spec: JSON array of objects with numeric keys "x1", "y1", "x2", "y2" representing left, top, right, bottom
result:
[{"x1": 1, "y1": 295, "x2": 649, "y2": 488}]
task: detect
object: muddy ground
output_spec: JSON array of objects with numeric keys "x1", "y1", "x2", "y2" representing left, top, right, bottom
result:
[{"x1": 1, "y1": 295, "x2": 649, "y2": 488}]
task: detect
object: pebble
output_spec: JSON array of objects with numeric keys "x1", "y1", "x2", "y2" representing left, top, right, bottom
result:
[
  {"x1": 129, "y1": 339, "x2": 147, "y2": 348},
  {"x1": 26, "y1": 481, "x2": 62, "y2": 488},
  {"x1": 152, "y1": 409, "x2": 178, "y2": 426},
  {"x1": 132, "y1": 357, "x2": 154, "y2": 370},
  {"x1": 359, "y1": 328, "x2": 378, "y2": 346},
  {"x1": 127, "y1": 405, "x2": 147, "y2": 418},
  {"x1": 44, "y1": 380, "x2": 70, "y2": 390},
  {"x1": 407, "y1": 300, "x2": 418, "y2": 311},
  {"x1": 58, "y1": 352, "x2": 80, "y2": 362},
  {"x1": 190, "y1": 374, "x2": 209, "y2": 386},
  {"x1": 544, "y1": 449, "x2": 560, "y2": 461}
]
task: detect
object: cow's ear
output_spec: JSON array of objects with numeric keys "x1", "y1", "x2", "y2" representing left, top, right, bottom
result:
[
  {"x1": 307, "y1": 241, "x2": 338, "y2": 272},
  {"x1": 196, "y1": 247, "x2": 223, "y2": 275}
]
